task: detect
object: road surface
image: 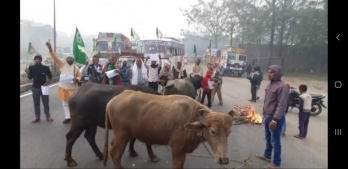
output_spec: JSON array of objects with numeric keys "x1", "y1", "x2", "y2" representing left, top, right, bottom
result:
[{"x1": 20, "y1": 64, "x2": 328, "y2": 168}]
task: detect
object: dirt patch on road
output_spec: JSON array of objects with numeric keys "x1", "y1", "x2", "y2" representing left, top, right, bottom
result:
[{"x1": 282, "y1": 75, "x2": 327, "y2": 94}]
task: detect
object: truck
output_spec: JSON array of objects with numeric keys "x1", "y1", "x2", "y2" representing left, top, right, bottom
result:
[
  {"x1": 95, "y1": 32, "x2": 131, "y2": 58},
  {"x1": 221, "y1": 46, "x2": 247, "y2": 77}
]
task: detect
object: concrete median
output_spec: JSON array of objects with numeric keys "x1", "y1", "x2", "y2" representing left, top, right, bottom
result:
[{"x1": 20, "y1": 76, "x2": 59, "y2": 93}]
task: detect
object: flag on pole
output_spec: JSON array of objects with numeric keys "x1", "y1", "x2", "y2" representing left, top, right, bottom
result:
[
  {"x1": 131, "y1": 28, "x2": 140, "y2": 42},
  {"x1": 73, "y1": 27, "x2": 89, "y2": 65},
  {"x1": 28, "y1": 42, "x2": 38, "y2": 58},
  {"x1": 193, "y1": 44, "x2": 197, "y2": 57},
  {"x1": 156, "y1": 27, "x2": 163, "y2": 39}
]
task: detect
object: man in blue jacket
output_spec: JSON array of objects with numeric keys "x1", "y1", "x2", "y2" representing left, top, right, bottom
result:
[{"x1": 256, "y1": 65, "x2": 288, "y2": 169}]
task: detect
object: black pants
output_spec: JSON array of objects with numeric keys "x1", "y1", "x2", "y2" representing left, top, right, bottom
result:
[
  {"x1": 299, "y1": 112, "x2": 310, "y2": 138},
  {"x1": 200, "y1": 91, "x2": 212, "y2": 108},
  {"x1": 148, "y1": 82, "x2": 159, "y2": 92},
  {"x1": 251, "y1": 85, "x2": 257, "y2": 101},
  {"x1": 32, "y1": 88, "x2": 50, "y2": 119}
]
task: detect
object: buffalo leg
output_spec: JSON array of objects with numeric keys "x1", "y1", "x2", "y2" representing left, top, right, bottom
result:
[
  {"x1": 65, "y1": 116, "x2": 86, "y2": 167},
  {"x1": 146, "y1": 144, "x2": 160, "y2": 162},
  {"x1": 84, "y1": 125, "x2": 103, "y2": 160},
  {"x1": 171, "y1": 147, "x2": 186, "y2": 169},
  {"x1": 128, "y1": 137, "x2": 139, "y2": 157},
  {"x1": 111, "y1": 131, "x2": 130, "y2": 169}
]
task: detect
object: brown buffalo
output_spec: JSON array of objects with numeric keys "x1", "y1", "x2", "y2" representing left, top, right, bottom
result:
[
  {"x1": 104, "y1": 90, "x2": 235, "y2": 169},
  {"x1": 65, "y1": 83, "x2": 161, "y2": 167}
]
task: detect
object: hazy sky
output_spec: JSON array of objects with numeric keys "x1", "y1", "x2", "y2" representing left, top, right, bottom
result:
[{"x1": 20, "y1": 0, "x2": 196, "y2": 38}]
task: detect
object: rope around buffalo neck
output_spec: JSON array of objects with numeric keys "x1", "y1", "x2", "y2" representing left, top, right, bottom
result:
[{"x1": 163, "y1": 125, "x2": 264, "y2": 169}]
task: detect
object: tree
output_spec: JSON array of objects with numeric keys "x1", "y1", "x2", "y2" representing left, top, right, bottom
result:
[{"x1": 181, "y1": 0, "x2": 231, "y2": 48}]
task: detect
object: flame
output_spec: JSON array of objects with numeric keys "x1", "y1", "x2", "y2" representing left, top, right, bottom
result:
[{"x1": 245, "y1": 105, "x2": 263, "y2": 124}]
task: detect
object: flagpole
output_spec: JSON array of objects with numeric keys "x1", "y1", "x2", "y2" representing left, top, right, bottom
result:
[
  {"x1": 25, "y1": 52, "x2": 29, "y2": 68},
  {"x1": 26, "y1": 42, "x2": 30, "y2": 68}
]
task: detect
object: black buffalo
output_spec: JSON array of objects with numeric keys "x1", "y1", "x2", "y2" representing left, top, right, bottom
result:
[
  {"x1": 162, "y1": 74, "x2": 203, "y2": 100},
  {"x1": 65, "y1": 83, "x2": 160, "y2": 167}
]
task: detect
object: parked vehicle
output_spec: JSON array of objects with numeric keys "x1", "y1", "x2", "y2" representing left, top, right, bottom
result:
[{"x1": 288, "y1": 87, "x2": 327, "y2": 116}]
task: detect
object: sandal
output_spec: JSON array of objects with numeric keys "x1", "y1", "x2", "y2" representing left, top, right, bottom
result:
[
  {"x1": 264, "y1": 163, "x2": 280, "y2": 169},
  {"x1": 255, "y1": 154, "x2": 271, "y2": 162},
  {"x1": 293, "y1": 135, "x2": 304, "y2": 139}
]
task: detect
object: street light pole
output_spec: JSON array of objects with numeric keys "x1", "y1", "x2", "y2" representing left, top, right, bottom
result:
[
  {"x1": 53, "y1": 0, "x2": 56, "y2": 52},
  {"x1": 53, "y1": 0, "x2": 57, "y2": 71}
]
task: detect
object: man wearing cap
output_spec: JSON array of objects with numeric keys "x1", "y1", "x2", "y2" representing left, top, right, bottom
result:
[
  {"x1": 46, "y1": 41, "x2": 81, "y2": 124},
  {"x1": 145, "y1": 55, "x2": 162, "y2": 92},
  {"x1": 25, "y1": 54, "x2": 53, "y2": 123}
]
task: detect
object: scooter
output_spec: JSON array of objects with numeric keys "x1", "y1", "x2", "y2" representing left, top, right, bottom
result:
[{"x1": 288, "y1": 87, "x2": 327, "y2": 116}]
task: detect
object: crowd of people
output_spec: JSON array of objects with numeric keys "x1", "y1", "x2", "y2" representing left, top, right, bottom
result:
[{"x1": 24, "y1": 41, "x2": 312, "y2": 169}]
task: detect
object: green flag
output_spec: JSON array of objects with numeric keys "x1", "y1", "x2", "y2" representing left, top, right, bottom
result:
[
  {"x1": 28, "y1": 42, "x2": 38, "y2": 58},
  {"x1": 131, "y1": 28, "x2": 140, "y2": 42},
  {"x1": 73, "y1": 27, "x2": 88, "y2": 65},
  {"x1": 156, "y1": 27, "x2": 163, "y2": 39},
  {"x1": 193, "y1": 44, "x2": 197, "y2": 57}
]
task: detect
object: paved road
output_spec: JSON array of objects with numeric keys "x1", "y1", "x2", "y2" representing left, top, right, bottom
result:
[{"x1": 20, "y1": 65, "x2": 328, "y2": 168}]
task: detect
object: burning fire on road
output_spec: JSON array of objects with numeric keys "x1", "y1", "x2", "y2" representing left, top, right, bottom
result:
[{"x1": 232, "y1": 105, "x2": 263, "y2": 125}]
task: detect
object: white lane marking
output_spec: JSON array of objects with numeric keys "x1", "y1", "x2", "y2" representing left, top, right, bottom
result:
[{"x1": 20, "y1": 83, "x2": 59, "y2": 98}]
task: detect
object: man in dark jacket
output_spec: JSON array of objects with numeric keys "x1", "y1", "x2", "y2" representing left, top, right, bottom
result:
[
  {"x1": 246, "y1": 63, "x2": 252, "y2": 77},
  {"x1": 25, "y1": 54, "x2": 53, "y2": 123},
  {"x1": 87, "y1": 56, "x2": 102, "y2": 83},
  {"x1": 248, "y1": 66, "x2": 261, "y2": 102},
  {"x1": 255, "y1": 65, "x2": 288, "y2": 169},
  {"x1": 255, "y1": 66, "x2": 263, "y2": 100}
]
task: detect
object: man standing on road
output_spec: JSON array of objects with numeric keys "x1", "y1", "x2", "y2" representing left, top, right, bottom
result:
[
  {"x1": 211, "y1": 62, "x2": 223, "y2": 105},
  {"x1": 172, "y1": 61, "x2": 187, "y2": 79},
  {"x1": 255, "y1": 66, "x2": 263, "y2": 100},
  {"x1": 131, "y1": 58, "x2": 148, "y2": 86},
  {"x1": 102, "y1": 56, "x2": 122, "y2": 85},
  {"x1": 246, "y1": 63, "x2": 252, "y2": 77},
  {"x1": 256, "y1": 65, "x2": 288, "y2": 169},
  {"x1": 248, "y1": 66, "x2": 261, "y2": 102},
  {"x1": 87, "y1": 56, "x2": 102, "y2": 83},
  {"x1": 145, "y1": 55, "x2": 161, "y2": 91},
  {"x1": 25, "y1": 54, "x2": 53, "y2": 123},
  {"x1": 191, "y1": 58, "x2": 204, "y2": 77},
  {"x1": 120, "y1": 60, "x2": 131, "y2": 85},
  {"x1": 46, "y1": 41, "x2": 81, "y2": 124}
]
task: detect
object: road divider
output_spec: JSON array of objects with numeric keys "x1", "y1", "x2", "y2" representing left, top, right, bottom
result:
[
  {"x1": 20, "y1": 76, "x2": 59, "y2": 94},
  {"x1": 20, "y1": 83, "x2": 58, "y2": 98}
]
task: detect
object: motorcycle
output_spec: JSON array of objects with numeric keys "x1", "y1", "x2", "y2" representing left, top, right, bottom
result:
[{"x1": 288, "y1": 87, "x2": 327, "y2": 116}]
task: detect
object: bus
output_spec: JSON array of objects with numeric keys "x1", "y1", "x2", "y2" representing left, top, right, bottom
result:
[
  {"x1": 136, "y1": 37, "x2": 185, "y2": 68},
  {"x1": 96, "y1": 32, "x2": 131, "y2": 58}
]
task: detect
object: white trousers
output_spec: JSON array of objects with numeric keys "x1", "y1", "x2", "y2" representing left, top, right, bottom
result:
[{"x1": 62, "y1": 101, "x2": 70, "y2": 119}]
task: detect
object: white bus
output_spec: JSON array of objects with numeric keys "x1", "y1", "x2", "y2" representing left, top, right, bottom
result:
[{"x1": 136, "y1": 37, "x2": 185, "y2": 68}]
